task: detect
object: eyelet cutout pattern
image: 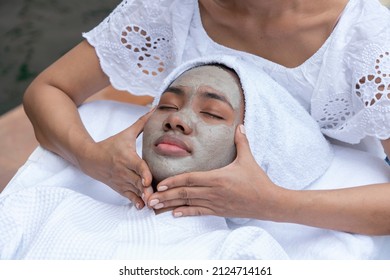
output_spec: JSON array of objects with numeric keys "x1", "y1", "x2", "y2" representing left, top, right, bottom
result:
[
  {"x1": 355, "y1": 52, "x2": 390, "y2": 107},
  {"x1": 120, "y1": 24, "x2": 171, "y2": 77},
  {"x1": 319, "y1": 97, "x2": 353, "y2": 130}
]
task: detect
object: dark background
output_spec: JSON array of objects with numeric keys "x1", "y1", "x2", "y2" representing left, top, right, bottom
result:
[{"x1": 0, "y1": 0, "x2": 120, "y2": 115}]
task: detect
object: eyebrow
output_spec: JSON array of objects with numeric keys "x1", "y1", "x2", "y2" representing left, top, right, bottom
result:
[
  {"x1": 163, "y1": 86, "x2": 234, "y2": 109},
  {"x1": 201, "y1": 92, "x2": 234, "y2": 110},
  {"x1": 163, "y1": 86, "x2": 185, "y2": 96}
]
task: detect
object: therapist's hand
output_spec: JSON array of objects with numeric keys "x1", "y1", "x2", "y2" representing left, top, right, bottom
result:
[
  {"x1": 147, "y1": 125, "x2": 284, "y2": 219},
  {"x1": 79, "y1": 110, "x2": 154, "y2": 209}
]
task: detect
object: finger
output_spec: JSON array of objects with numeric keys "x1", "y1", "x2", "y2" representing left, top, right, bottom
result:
[
  {"x1": 122, "y1": 167, "x2": 144, "y2": 192},
  {"x1": 142, "y1": 186, "x2": 154, "y2": 205},
  {"x1": 172, "y1": 206, "x2": 216, "y2": 217},
  {"x1": 148, "y1": 185, "x2": 214, "y2": 208},
  {"x1": 128, "y1": 109, "x2": 155, "y2": 138},
  {"x1": 130, "y1": 157, "x2": 153, "y2": 189},
  {"x1": 157, "y1": 170, "x2": 218, "y2": 191},
  {"x1": 123, "y1": 190, "x2": 145, "y2": 210},
  {"x1": 115, "y1": 181, "x2": 142, "y2": 197},
  {"x1": 234, "y1": 124, "x2": 254, "y2": 161},
  {"x1": 151, "y1": 196, "x2": 211, "y2": 210}
]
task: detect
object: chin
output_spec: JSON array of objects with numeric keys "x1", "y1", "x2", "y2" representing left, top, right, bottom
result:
[
  {"x1": 150, "y1": 165, "x2": 187, "y2": 184},
  {"x1": 144, "y1": 152, "x2": 189, "y2": 180}
]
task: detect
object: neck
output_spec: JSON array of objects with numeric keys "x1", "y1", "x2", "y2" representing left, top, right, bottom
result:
[{"x1": 212, "y1": 0, "x2": 302, "y2": 16}]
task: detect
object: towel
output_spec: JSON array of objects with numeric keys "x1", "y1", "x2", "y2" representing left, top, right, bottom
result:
[{"x1": 154, "y1": 55, "x2": 334, "y2": 190}]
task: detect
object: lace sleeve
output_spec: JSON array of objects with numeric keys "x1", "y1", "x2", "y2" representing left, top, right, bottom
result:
[
  {"x1": 350, "y1": 30, "x2": 390, "y2": 141},
  {"x1": 312, "y1": 2, "x2": 390, "y2": 144},
  {"x1": 82, "y1": 0, "x2": 180, "y2": 96}
]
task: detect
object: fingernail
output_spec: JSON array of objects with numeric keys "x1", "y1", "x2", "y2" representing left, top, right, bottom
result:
[
  {"x1": 239, "y1": 124, "x2": 246, "y2": 135},
  {"x1": 157, "y1": 185, "x2": 168, "y2": 191},
  {"x1": 154, "y1": 203, "x2": 164, "y2": 209},
  {"x1": 145, "y1": 186, "x2": 154, "y2": 195},
  {"x1": 173, "y1": 212, "x2": 183, "y2": 217},
  {"x1": 136, "y1": 202, "x2": 141, "y2": 210},
  {"x1": 149, "y1": 199, "x2": 159, "y2": 207},
  {"x1": 141, "y1": 178, "x2": 146, "y2": 187}
]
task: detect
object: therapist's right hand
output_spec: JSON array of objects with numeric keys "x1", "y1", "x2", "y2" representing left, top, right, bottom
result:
[{"x1": 78, "y1": 110, "x2": 154, "y2": 209}]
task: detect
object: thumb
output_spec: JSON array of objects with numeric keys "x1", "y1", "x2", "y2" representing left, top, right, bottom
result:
[
  {"x1": 234, "y1": 124, "x2": 253, "y2": 160},
  {"x1": 127, "y1": 107, "x2": 156, "y2": 138}
]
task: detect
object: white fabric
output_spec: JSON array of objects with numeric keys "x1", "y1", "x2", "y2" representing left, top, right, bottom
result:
[
  {"x1": 1, "y1": 102, "x2": 147, "y2": 206},
  {"x1": 2, "y1": 100, "x2": 390, "y2": 259},
  {"x1": 1, "y1": 101, "x2": 287, "y2": 260},
  {"x1": 83, "y1": 0, "x2": 390, "y2": 155},
  {"x1": 154, "y1": 55, "x2": 333, "y2": 189},
  {"x1": 0, "y1": 186, "x2": 287, "y2": 260},
  {"x1": 230, "y1": 145, "x2": 390, "y2": 260},
  {"x1": 3, "y1": 0, "x2": 390, "y2": 259}
]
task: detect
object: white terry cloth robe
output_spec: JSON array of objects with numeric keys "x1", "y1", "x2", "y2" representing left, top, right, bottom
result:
[{"x1": 0, "y1": 186, "x2": 288, "y2": 260}]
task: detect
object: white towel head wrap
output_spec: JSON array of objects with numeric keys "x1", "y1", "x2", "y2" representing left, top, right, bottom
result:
[{"x1": 153, "y1": 55, "x2": 333, "y2": 189}]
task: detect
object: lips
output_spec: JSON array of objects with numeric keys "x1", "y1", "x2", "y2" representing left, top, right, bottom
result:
[{"x1": 154, "y1": 135, "x2": 192, "y2": 157}]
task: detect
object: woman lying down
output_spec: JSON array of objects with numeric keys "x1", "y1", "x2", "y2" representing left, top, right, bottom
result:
[{"x1": 1, "y1": 56, "x2": 389, "y2": 259}]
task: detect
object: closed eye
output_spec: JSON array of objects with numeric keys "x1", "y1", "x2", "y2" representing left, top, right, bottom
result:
[
  {"x1": 200, "y1": 111, "x2": 224, "y2": 120},
  {"x1": 158, "y1": 105, "x2": 178, "y2": 111}
]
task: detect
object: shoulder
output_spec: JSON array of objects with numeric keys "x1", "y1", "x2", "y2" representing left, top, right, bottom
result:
[
  {"x1": 340, "y1": 0, "x2": 390, "y2": 40},
  {"x1": 313, "y1": 1, "x2": 390, "y2": 143}
]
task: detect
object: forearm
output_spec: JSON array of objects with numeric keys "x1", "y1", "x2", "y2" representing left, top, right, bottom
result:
[
  {"x1": 23, "y1": 40, "x2": 109, "y2": 166},
  {"x1": 23, "y1": 83, "x2": 95, "y2": 167},
  {"x1": 271, "y1": 183, "x2": 390, "y2": 235}
]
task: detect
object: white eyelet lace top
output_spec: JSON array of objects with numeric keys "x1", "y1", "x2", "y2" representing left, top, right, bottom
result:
[{"x1": 83, "y1": 0, "x2": 390, "y2": 147}]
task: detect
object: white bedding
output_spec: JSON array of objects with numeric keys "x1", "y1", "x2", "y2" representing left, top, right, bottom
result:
[{"x1": 1, "y1": 100, "x2": 390, "y2": 259}]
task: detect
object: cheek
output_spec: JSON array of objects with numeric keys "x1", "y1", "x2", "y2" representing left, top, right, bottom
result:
[
  {"x1": 143, "y1": 117, "x2": 161, "y2": 138},
  {"x1": 142, "y1": 118, "x2": 161, "y2": 153},
  {"x1": 195, "y1": 125, "x2": 236, "y2": 169}
]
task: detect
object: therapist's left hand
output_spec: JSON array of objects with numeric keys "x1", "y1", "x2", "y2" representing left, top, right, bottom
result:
[{"x1": 146, "y1": 125, "x2": 285, "y2": 219}]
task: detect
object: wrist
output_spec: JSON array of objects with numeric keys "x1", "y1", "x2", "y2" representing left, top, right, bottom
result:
[
  {"x1": 263, "y1": 186, "x2": 296, "y2": 223},
  {"x1": 73, "y1": 139, "x2": 97, "y2": 170}
]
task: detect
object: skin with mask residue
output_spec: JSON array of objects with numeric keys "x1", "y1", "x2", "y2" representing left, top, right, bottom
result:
[{"x1": 142, "y1": 65, "x2": 244, "y2": 184}]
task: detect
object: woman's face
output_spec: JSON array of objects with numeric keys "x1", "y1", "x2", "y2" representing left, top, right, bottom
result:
[{"x1": 142, "y1": 65, "x2": 244, "y2": 183}]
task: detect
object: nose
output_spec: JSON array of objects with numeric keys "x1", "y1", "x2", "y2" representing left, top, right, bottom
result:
[{"x1": 163, "y1": 112, "x2": 193, "y2": 135}]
